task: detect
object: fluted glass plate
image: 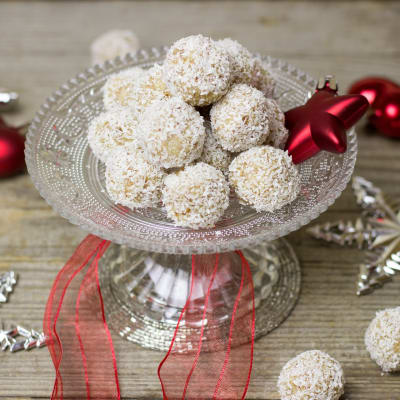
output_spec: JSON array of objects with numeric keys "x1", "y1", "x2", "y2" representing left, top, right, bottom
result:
[{"x1": 25, "y1": 47, "x2": 357, "y2": 254}]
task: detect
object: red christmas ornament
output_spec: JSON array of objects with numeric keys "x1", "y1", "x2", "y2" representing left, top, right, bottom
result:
[
  {"x1": 285, "y1": 76, "x2": 369, "y2": 164},
  {"x1": 348, "y1": 77, "x2": 400, "y2": 138},
  {"x1": 0, "y1": 117, "x2": 26, "y2": 178}
]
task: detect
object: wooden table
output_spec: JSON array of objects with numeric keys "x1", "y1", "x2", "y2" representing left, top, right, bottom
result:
[{"x1": 0, "y1": 1, "x2": 399, "y2": 399}]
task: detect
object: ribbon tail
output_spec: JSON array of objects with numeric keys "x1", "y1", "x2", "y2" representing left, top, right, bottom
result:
[
  {"x1": 158, "y1": 251, "x2": 255, "y2": 399},
  {"x1": 43, "y1": 234, "x2": 120, "y2": 400}
]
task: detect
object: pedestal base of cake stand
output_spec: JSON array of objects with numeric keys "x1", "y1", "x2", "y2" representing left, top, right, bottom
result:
[{"x1": 98, "y1": 238, "x2": 301, "y2": 352}]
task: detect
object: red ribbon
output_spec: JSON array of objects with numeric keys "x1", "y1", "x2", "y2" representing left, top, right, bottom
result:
[
  {"x1": 43, "y1": 235, "x2": 120, "y2": 400},
  {"x1": 44, "y1": 236, "x2": 255, "y2": 400},
  {"x1": 158, "y1": 252, "x2": 255, "y2": 400}
]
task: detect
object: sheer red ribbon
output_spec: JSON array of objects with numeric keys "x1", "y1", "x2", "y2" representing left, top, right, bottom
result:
[
  {"x1": 158, "y1": 252, "x2": 255, "y2": 400},
  {"x1": 43, "y1": 235, "x2": 120, "y2": 400},
  {"x1": 44, "y1": 236, "x2": 255, "y2": 400}
]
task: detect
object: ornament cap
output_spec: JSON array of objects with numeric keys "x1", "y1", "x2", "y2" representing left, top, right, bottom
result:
[{"x1": 317, "y1": 75, "x2": 338, "y2": 94}]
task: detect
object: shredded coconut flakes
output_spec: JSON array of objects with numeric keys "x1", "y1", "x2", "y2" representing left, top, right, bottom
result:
[
  {"x1": 365, "y1": 307, "x2": 400, "y2": 372},
  {"x1": 278, "y1": 350, "x2": 345, "y2": 400},
  {"x1": 137, "y1": 96, "x2": 205, "y2": 169},
  {"x1": 163, "y1": 34, "x2": 232, "y2": 106},
  {"x1": 163, "y1": 162, "x2": 229, "y2": 229},
  {"x1": 211, "y1": 83, "x2": 270, "y2": 152},
  {"x1": 229, "y1": 145, "x2": 300, "y2": 212},
  {"x1": 105, "y1": 146, "x2": 165, "y2": 209}
]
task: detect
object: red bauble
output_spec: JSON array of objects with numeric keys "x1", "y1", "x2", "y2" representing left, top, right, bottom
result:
[
  {"x1": 348, "y1": 77, "x2": 400, "y2": 138},
  {"x1": 0, "y1": 121, "x2": 25, "y2": 177},
  {"x1": 285, "y1": 77, "x2": 369, "y2": 164}
]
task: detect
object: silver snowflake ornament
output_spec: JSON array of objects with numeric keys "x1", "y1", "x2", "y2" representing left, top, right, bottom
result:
[
  {"x1": 308, "y1": 176, "x2": 400, "y2": 295},
  {"x1": 0, "y1": 323, "x2": 47, "y2": 352},
  {"x1": 0, "y1": 271, "x2": 17, "y2": 303}
]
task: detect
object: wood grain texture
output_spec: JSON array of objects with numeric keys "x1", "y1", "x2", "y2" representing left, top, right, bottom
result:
[{"x1": 0, "y1": 1, "x2": 399, "y2": 399}]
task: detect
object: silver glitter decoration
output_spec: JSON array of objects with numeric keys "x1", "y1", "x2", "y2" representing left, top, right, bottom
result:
[
  {"x1": 308, "y1": 176, "x2": 400, "y2": 295},
  {"x1": 0, "y1": 324, "x2": 47, "y2": 352},
  {"x1": 0, "y1": 271, "x2": 17, "y2": 303}
]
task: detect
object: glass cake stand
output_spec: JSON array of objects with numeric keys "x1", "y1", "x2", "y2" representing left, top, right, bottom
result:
[{"x1": 25, "y1": 47, "x2": 357, "y2": 352}]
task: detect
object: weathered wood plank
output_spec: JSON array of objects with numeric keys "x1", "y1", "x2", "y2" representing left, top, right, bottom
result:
[{"x1": 0, "y1": 1, "x2": 399, "y2": 399}]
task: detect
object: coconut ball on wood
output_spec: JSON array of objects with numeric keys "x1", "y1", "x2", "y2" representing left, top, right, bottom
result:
[
  {"x1": 365, "y1": 307, "x2": 400, "y2": 372},
  {"x1": 278, "y1": 350, "x2": 345, "y2": 400},
  {"x1": 91, "y1": 29, "x2": 140, "y2": 65}
]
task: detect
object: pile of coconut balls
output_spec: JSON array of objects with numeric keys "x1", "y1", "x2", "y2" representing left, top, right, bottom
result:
[{"x1": 88, "y1": 34, "x2": 301, "y2": 229}]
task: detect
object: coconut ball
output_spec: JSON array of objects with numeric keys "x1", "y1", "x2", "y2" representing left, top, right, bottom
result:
[
  {"x1": 105, "y1": 146, "x2": 165, "y2": 209},
  {"x1": 126, "y1": 64, "x2": 170, "y2": 115},
  {"x1": 251, "y1": 56, "x2": 276, "y2": 98},
  {"x1": 229, "y1": 146, "x2": 300, "y2": 212},
  {"x1": 163, "y1": 34, "x2": 232, "y2": 106},
  {"x1": 264, "y1": 98, "x2": 289, "y2": 149},
  {"x1": 200, "y1": 127, "x2": 233, "y2": 176},
  {"x1": 163, "y1": 162, "x2": 229, "y2": 229},
  {"x1": 88, "y1": 109, "x2": 139, "y2": 163},
  {"x1": 278, "y1": 350, "x2": 345, "y2": 400},
  {"x1": 365, "y1": 307, "x2": 400, "y2": 372},
  {"x1": 199, "y1": 121, "x2": 232, "y2": 175},
  {"x1": 216, "y1": 38, "x2": 255, "y2": 85},
  {"x1": 91, "y1": 29, "x2": 140, "y2": 65},
  {"x1": 210, "y1": 83, "x2": 270, "y2": 152},
  {"x1": 103, "y1": 67, "x2": 146, "y2": 111},
  {"x1": 137, "y1": 96, "x2": 205, "y2": 169}
]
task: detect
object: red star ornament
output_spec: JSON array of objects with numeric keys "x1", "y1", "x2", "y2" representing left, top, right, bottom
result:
[{"x1": 285, "y1": 76, "x2": 369, "y2": 164}]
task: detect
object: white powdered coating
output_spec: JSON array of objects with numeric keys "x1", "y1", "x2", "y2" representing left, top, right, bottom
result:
[
  {"x1": 199, "y1": 122, "x2": 232, "y2": 176},
  {"x1": 216, "y1": 38, "x2": 256, "y2": 85},
  {"x1": 211, "y1": 83, "x2": 270, "y2": 152},
  {"x1": 106, "y1": 146, "x2": 165, "y2": 209},
  {"x1": 264, "y1": 98, "x2": 289, "y2": 149},
  {"x1": 229, "y1": 146, "x2": 300, "y2": 212},
  {"x1": 163, "y1": 34, "x2": 232, "y2": 106},
  {"x1": 103, "y1": 67, "x2": 146, "y2": 112},
  {"x1": 126, "y1": 64, "x2": 170, "y2": 114},
  {"x1": 91, "y1": 29, "x2": 140, "y2": 65},
  {"x1": 163, "y1": 162, "x2": 229, "y2": 229},
  {"x1": 137, "y1": 97, "x2": 205, "y2": 168},
  {"x1": 251, "y1": 56, "x2": 276, "y2": 98},
  {"x1": 365, "y1": 307, "x2": 400, "y2": 372},
  {"x1": 278, "y1": 350, "x2": 345, "y2": 400},
  {"x1": 88, "y1": 109, "x2": 139, "y2": 163}
]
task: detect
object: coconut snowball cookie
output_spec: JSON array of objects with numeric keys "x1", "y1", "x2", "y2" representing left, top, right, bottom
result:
[
  {"x1": 229, "y1": 146, "x2": 300, "y2": 212},
  {"x1": 91, "y1": 29, "x2": 140, "y2": 65},
  {"x1": 162, "y1": 163, "x2": 230, "y2": 229},
  {"x1": 88, "y1": 109, "x2": 139, "y2": 163},
  {"x1": 106, "y1": 147, "x2": 165, "y2": 209},
  {"x1": 199, "y1": 123, "x2": 232, "y2": 176},
  {"x1": 264, "y1": 98, "x2": 289, "y2": 149},
  {"x1": 126, "y1": 64, "x2": 170, "y2": 115},
  {"x1": 278, "y1": 350, "x2": 345, "y2": 400},
  {"x1": 103, "y1": 67, "x2": 146, "y2": 111},
  {"x1": 211, "y1": 84, "x2": 270, "y2": 152},
  {"x1": 163, "y1": 34, "x2": 232, "y2": 106},
  {"x1": 137, "y1": 96, "x2": 205, "y2": 169},
  {"x1": 365, "y1": 307, "x2": 400, "y2": 372},
  {"x1": 216, "y1": 38, "x2": 256, "y2": 85},
  {"x1": 252, "y1": 56, "x2": 276, "y2": 98}
]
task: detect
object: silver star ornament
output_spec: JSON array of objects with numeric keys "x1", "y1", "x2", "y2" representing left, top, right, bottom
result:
[{"x1": 308, "y1": 176, "x2": 400, "y2": 295}]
